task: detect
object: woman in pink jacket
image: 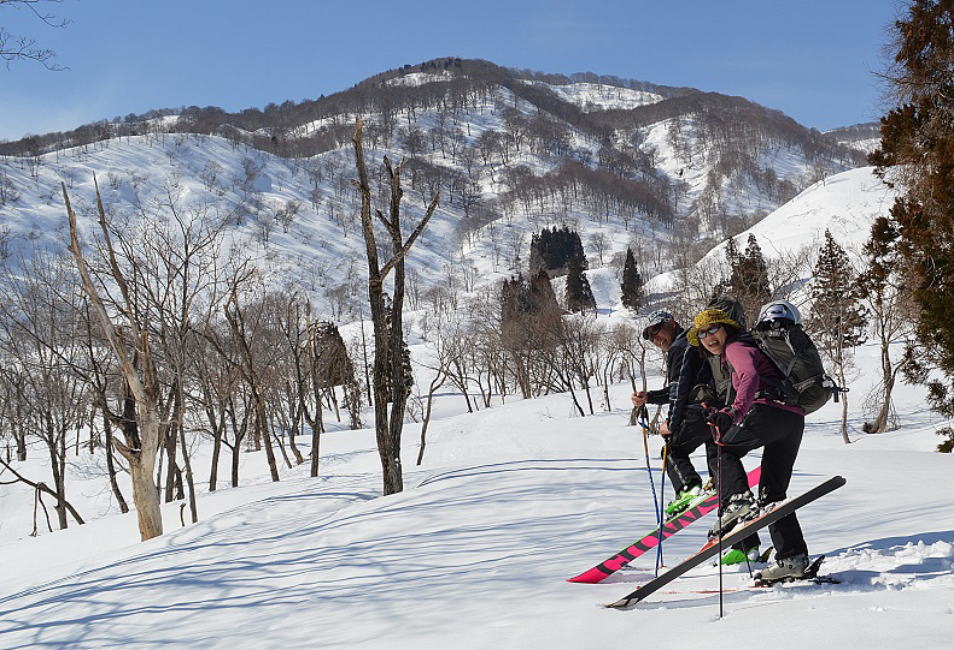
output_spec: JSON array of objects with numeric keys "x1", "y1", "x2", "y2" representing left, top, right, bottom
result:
[{"x1": 688, "y1": 307, "x2": 809, "y2": 582}]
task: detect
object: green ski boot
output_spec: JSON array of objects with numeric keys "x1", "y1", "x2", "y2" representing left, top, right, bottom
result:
[
  {"x1": 720, "y1": 546, "x2": 762, "y2": 566},
  {"x1": 664, "y1": 485, "x2": 703, "y2": 517}
]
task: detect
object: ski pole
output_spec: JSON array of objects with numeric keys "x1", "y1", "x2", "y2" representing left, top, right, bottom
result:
[
  {"x1": 655, "y1": 442, "x2": 668, "y2": 572},
  {"x1": 637, "y1": 406, "x2": 663, "y2": 576},
  {"x1": 715, "y1": 423, "x2": 724, "y2": 620}
]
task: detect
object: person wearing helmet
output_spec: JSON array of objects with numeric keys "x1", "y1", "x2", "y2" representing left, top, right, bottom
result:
[
  {"x1": 757, "y1": 300, "x2": 802, "y2": 327},
  {"x1": 688, "y1": 307, "x2": 811, "y2": 582},
  {"x1": 631, "y1": 310, "x2": 716, "y2": 517}
]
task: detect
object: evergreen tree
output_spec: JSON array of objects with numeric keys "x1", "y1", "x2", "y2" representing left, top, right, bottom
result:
[
  {"x1": 870, "y1": 1, "x2": 954, "y2": 447},
  {"x1": 500, "y1": 274, "x2": 525, "y2": 324},
  {"x1": 528, "y1": 237, "x2": 546, "y2": 276},
  {"x1": 565, "y1": 254, "x2": 596, "y2": 313},
  {"x1": 529, "y1": 268, "x2": 561, "y2": 316},
  {"x1": 741, "y1": 235, "x2": 771, "y2": 303},
  {"x1": 724, "y1": 236, "x2": 740, "y2": 268},
  {"x1": 500, "y1": 271, "x2": 562, "y2": 343},
  {"x1": 313, "y1": 322, "x2": 355, "y2": 388},
  {"x1": 807, "y1": 229, "x2": 867, "y2": 443},
  {"x1": 808, "y1": 230, "x2": 867, "y2": 347},
  {"x1": 620, "y1": 247, "x2": 643, "y2": 311},
  {"x1": 528, "y1": 225, "x2": 588, "y2": 277},
  {"x1": 725, "y1": 234, "x2": 771, "y2": 324}
]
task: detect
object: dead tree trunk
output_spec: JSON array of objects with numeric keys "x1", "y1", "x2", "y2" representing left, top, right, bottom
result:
[
  {"x1": 65, "y1": 181, "x2": 164, "y2": 541},
  {"x1": 101, "y1": 411, "x2": 130, "y2": 513},
  {"x1": 352, "y1": 118, "x2": 438, "y2": 495}
]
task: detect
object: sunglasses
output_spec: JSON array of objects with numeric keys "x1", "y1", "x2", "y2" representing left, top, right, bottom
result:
[{"x1": 698, "y1": 324, "x2": 723, "y2": 340}]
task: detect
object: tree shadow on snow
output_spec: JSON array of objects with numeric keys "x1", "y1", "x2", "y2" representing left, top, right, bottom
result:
[{"x1": 0, "y1": 457, "x2": 656, "y2": 647}]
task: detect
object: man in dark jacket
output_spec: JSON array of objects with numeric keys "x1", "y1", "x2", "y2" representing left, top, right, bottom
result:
[{"x1": 631, "y1": 310, "x2": 716, "y2": 515}]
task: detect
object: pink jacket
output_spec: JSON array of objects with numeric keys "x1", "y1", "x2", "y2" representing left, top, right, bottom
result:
[{"x1": 721, "y1": 340, "x2": 805, "y2": 424}]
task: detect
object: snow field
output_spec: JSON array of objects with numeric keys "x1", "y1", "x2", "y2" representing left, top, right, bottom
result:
[{"x1": 0, "y1": 337, "x2": 952, "y2": 648}]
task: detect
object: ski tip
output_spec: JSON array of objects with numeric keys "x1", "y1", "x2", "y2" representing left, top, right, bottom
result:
[
  {"x1": 604, "y1": 597, "x2": 639, "y2": 610},
  {"x1": 567, "y1": 571, "x2": 605, "y2": 584}
]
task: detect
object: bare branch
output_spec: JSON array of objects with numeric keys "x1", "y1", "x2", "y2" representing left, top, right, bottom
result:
[
  {"x1": 379, "y1": 190, "x2": 440, "y2": 279},
  {"x1": 0, "y1": 1, "x2": 69, "y2": 70}
]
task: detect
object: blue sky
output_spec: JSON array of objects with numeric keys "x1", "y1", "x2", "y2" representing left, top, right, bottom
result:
[{"x1": 1, "y1": 0, "x2": 900, "y2": 142}]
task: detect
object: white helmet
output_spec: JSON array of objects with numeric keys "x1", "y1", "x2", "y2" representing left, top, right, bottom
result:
[{"x1": 757, "y1": 300, "x2": 802, "y2": 327}]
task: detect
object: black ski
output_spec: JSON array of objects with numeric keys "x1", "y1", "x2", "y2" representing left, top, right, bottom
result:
[{"x1": 605, "y1": 475, "x2": 846, "y2": 610}]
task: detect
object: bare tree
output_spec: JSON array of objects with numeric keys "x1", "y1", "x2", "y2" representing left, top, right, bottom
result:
[
  {"x1": 413, "y1": 361, "x2": 449, "y2": 467},
  {"x1": 857, "y1": 219, "x2": 918, "y2": 433},
  {"x1": 0, "y1": 252, "x2": 88, "y2": 530},
  {"x1": 352, "y1": 117, "x2": 438, "y2": 495},
  {"x1": 588, "y1": 231, "x2": 609, "y2": 266},
  {"x1": 220, "y1": 285, "x2": 283, "y2": 483},
  {"x1": 65, "y1": 181, "x2": 164, "y2": 541}
]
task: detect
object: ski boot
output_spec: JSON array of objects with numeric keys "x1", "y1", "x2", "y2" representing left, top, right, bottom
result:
[
  {"x1": 664, "y1": 484, "x2": 703, "y2": 517},
  {"x1": 720, "y1": 546, "x2": 762, "y2": 566},
  {"x1": 753, "y1": 553, "x2": 810, "y2": 584},
  {"x1": 708, "y1": 490, "x2": 756, "y2": 538}
]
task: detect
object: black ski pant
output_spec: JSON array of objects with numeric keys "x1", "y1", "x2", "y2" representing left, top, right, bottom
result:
[
  {"x1": 710, "y1": 403, "x2": 808, "y2": 560},
  {"x1": 664, "y1": 406, "x2": 761, "y2": 552},
  {"x1": 664, "y1": 405, "x2": 712, "y2": 494}
]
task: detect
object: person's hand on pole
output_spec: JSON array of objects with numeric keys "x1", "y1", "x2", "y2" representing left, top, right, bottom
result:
[{"x1": 706, "y1": 409, "x2": 734, "y2": 444}]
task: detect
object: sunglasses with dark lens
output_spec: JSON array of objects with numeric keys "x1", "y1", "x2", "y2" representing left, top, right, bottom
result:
[{"x1": 698, "y1": 324, "x2": 722, "y2": 340}]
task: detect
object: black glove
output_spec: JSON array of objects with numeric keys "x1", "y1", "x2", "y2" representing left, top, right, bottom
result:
[{"x1": 707, "y1": 409, "x2": 734, "y2": 433}]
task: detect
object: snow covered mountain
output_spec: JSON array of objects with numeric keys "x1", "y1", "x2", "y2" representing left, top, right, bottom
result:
[
  {"x1": 648, "y1": 165, "x2": 902, "y2": 304},
  {"x1": 824, "y1": 122, "x2": 882, "y2": 156},
  {"x1": 0, "y1": 58, "x2": 867, "y2": 323}
]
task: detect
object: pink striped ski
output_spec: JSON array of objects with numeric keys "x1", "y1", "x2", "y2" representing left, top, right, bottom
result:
[{"x1": 567, "y1": 467, "x2": 761, "y2": 584}]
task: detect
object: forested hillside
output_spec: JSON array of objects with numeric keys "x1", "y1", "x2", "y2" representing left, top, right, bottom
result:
[{"x1": 0, "y1": 57, "x2": 866, "y2": 315}]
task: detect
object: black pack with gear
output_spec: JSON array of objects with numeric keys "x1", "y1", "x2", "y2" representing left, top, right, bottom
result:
[
  {"x1": 752, "y1": 318, "x2": 841, "y2": 414},
  {"x1": 704, "y1": 294, "x2": 842, "y2": 414}
]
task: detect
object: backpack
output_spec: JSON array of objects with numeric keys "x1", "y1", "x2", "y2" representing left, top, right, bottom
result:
[
  {"x1": 704, "y1": 296, "x2": 841, "y2": 414},
  {"x1": 706, "y1": 294, "x2": 747, "y2": 330},
  {"x1": 751, "y1": 318, "x2": 841, "y2": 415}
]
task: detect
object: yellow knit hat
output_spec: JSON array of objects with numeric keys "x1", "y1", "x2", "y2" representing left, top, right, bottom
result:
[{"x1": 687, "y1": 308, "x2": 742, "y2": 346}]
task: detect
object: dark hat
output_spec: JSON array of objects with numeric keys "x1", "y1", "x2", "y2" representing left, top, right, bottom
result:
[{"x1": 641, "y1": 309, "x2": 673, "y2": 340}]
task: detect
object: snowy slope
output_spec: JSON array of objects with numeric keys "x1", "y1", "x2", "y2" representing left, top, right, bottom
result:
[
  {"x1": 525, "y1": 80, "x2": 665, "y2": 111},
  {"x1": 0, "y1": 62, "x2": 863, "y2": 308},
  {"x1": 0, "y1": 345, "x2": 951, "y2": 649},
  {"x1": 649, "y1": 166, "x2": 901, "y2": 295},
  {"x1": 0, "y1": 135, "x2": 469, "y2": 321},
  {"x1": 0, "y1": 87, "x2": 947, "y2": 646},
  {"x1": 711, "y1": 165, "x2": 900, "y2": 258}
]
